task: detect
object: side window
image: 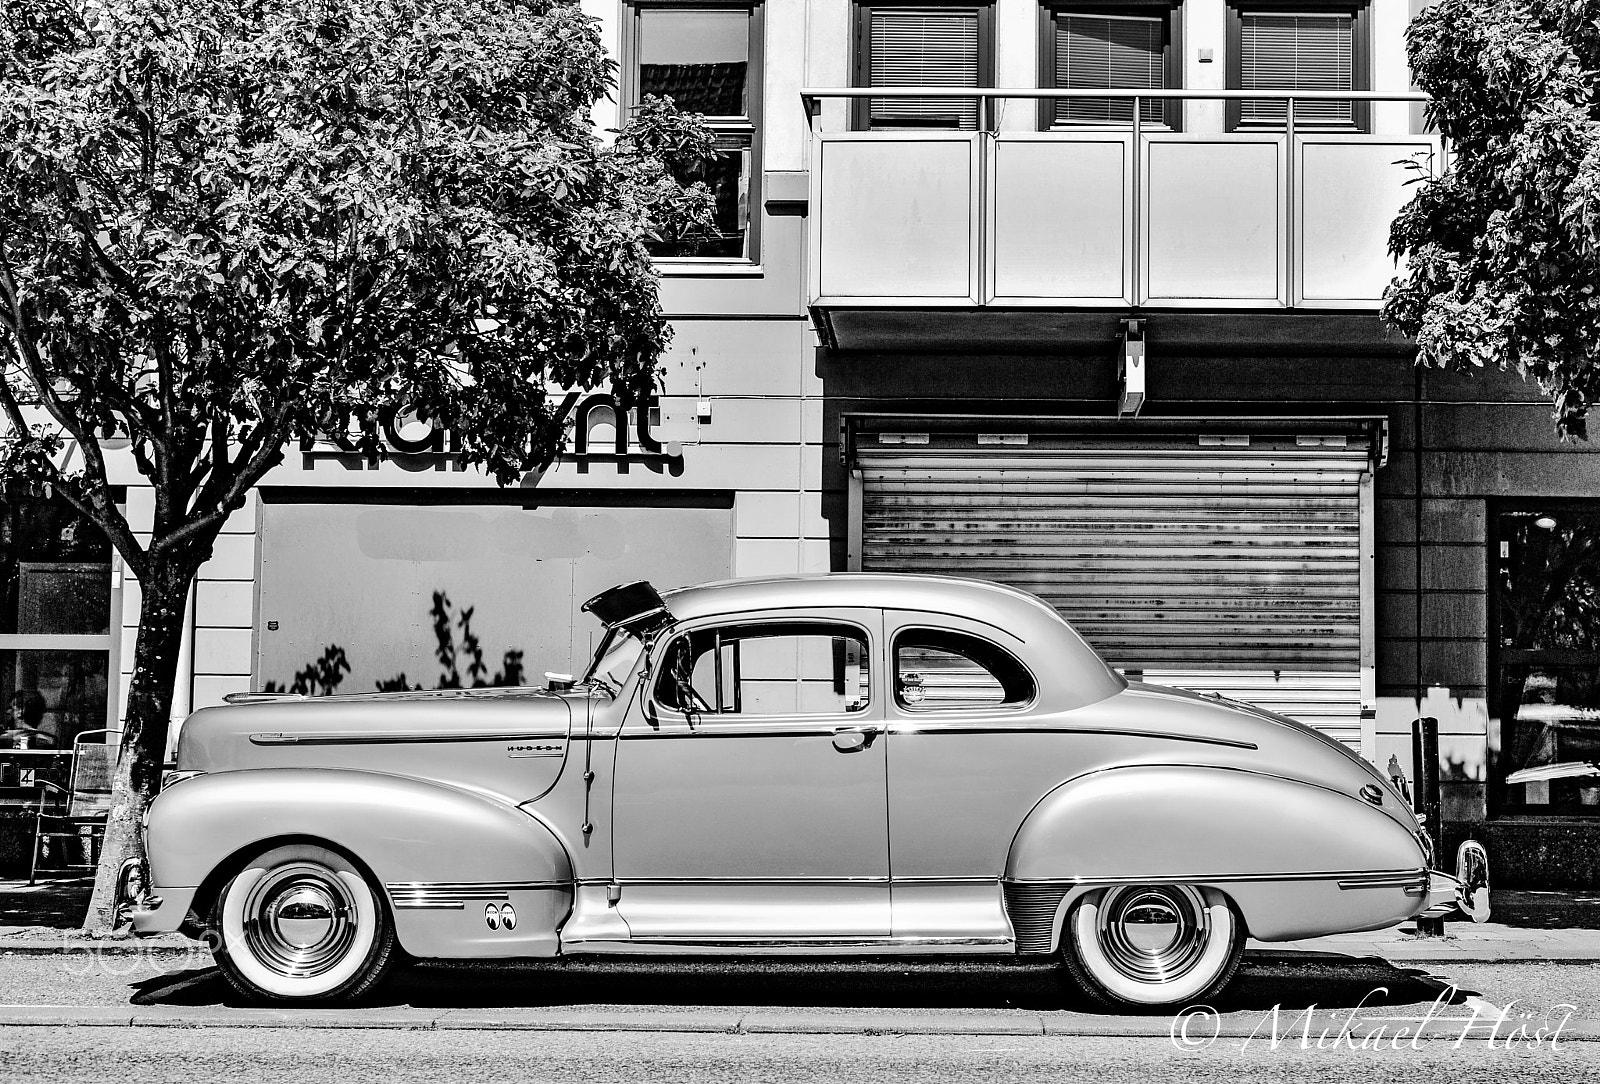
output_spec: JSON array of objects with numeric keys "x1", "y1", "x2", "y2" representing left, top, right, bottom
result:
[
  {"x1": 654, "y1": 622, "x2": 871, "y2": 716},
  {"x1": 894, "y1": 629, "x2": 1034, "y2": 710}
]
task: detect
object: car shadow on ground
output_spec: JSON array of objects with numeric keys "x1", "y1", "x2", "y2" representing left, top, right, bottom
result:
[{"x1": 127, "y1": 949, "x2": 1474, "y2": 1014}]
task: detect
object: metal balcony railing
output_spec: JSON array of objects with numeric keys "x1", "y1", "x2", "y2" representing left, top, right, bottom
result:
[{"x1": 801, "y1": 88, "x2": 1437, "y2": 313}]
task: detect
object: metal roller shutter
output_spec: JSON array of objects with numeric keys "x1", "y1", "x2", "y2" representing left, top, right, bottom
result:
[{"x1": 852, "y1": 425, "x2": 1375, "y2": 748}]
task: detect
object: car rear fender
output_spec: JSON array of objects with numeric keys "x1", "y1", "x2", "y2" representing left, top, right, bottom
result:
[
  {"x1": 145, "y1": 768, "x2": 573, "y2": 958},
  {"x1": 1002, "y1": 764, "x2": 1428, "y2": 949}
]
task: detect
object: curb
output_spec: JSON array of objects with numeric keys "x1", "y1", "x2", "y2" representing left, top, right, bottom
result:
[
  {"x1": 0, "y1": 938, "x2": 200, "y2": 956},
  {"x1": 9, "y1": 938, "x2": 1600, "y2": 964},
  {"x1": 0, "y1": 1005, "x2": 1593, "y2": 1040}
]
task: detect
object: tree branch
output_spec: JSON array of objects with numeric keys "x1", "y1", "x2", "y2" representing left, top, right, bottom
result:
[
  {"x1": 0, "y1": 343, "x2": 147, "y2": 577},
  {"x1": 161, "y1": 400, "x2": 292, "y2": 554},
  {"x1": 58, "y1": 182, "x2": 141, "y2": 297}
]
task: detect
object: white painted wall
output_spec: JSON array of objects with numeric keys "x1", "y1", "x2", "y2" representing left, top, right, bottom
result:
[
  {"x1": 585, "y1": 0, "x2": 621, "y2": 139},
  {"x1": 1370, "y1": 0, "x2": 1415, "y2": 134},
  {"x1": 993, "y1": 0, "x2": 1037, "y2": 133},
  {"x1": 1184, "y1": 0, "x2": 1227, "y2": 134}
]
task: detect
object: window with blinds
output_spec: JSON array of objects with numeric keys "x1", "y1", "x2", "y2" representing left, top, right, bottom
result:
[
  {"x1": 1050, "y1": 11, "x2": 1171, "y2": 127},
  {"x1": 857, "y1": 6, "x2": 987, "y2": 131},
  {"x1": 1235, "y1": 10, "x2": 1360, "y2": 128}
]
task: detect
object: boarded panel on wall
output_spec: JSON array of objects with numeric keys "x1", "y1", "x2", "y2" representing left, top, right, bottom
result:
[
  {"x1": 256, "y1": 501, "x2": 734, "y2": 694},
  {"x1": 854, "y1": 428, "x2": 1373, "y2": 745}
]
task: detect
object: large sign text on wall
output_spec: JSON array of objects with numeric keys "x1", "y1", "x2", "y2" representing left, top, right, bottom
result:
[{"x1": 300, "y1": 391, "x2": 685, "y2": 476}]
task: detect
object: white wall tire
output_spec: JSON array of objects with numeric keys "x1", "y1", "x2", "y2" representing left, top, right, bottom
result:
[
  {"x1": 1062, "y1": 885, "x2": 1244, "y2": 1008},
  {"x1": 211, "y1": 843, "x2": 396, "y2": 1005}
]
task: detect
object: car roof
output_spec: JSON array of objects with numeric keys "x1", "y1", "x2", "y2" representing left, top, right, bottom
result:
[
  {"x1": 654, "y1": 574, "x2": 1125, "y2": 712},
  {"x1": 661, "y1": 573, "x2": 1070, "y2": 645}
]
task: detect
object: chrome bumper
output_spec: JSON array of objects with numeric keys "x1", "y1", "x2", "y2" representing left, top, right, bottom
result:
[
  {"x1": 128, "y1": 885, "x2": 198, "y2": 936},
  {"x1": 1418, "y1": 869, "x2": 1463, "y2": 919}
]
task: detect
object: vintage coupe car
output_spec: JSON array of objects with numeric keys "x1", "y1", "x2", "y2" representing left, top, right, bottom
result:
[{"x1": 127, "y1": 574, "x2": 1457, "y2": 1007}]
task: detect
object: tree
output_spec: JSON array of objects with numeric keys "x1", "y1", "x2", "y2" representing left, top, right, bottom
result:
[
  {"x1": 0, "y1": 0, "x2": 715, "y2": 929},
  {"x1": 1384, "y1": 0, "x2": 1600, "y2": 437}
]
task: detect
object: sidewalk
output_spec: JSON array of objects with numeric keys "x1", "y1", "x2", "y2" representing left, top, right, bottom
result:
[
  {"x1": 5, "y1": 880, "x2": 1600, "y2": 961},
  {"x1": 1264, "y1": 921, "x2": 1600, "y2": 962}
]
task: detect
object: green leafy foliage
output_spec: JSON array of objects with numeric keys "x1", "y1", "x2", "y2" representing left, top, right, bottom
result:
[
  {"x1": 0, "y1": 0, "x2": 716, "y2": 564},
  {"x1": 1385, "y1": 0, "x2": 1600, "y2": 437}
]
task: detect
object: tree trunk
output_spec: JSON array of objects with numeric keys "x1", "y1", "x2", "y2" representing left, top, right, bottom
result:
[{"x1": 80, "y1": 556, "x2": 197, "y2": 933}]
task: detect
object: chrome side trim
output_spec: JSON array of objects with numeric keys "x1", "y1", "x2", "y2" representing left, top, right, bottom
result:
[
  {"x1": 584, "y1": 875, "x2": 997, "y2": 886},
  {"x1": 567, "y1": 935, "x2": 1013, "y2": 950},
  {"x1": 650, "y1": 936, "x2": 1009, "y2": 946},
  {"x1": 253, "y1": 731, "x2": 568, "y2": 746},
  {"x1": 392, "y1": 900, "x2": 467, "y2": 911},
  {"x1": 1337, "y1": 873, "x2": 1430, "y2": 891},
  {"x1": 1005, "y1": 868, "x2": 1425, "y2": 888},
  {"x1": 890, "y1": 724, "x2": 1257, "y2": 750},
  {"x1": 386, "y1": 880, "x2": 571, "y2": 910},
  {"x1": 618, "y1": 726, "x2": 874, "y2": 741},
  {"x1": 612, "y1": 875, "x2": 893, "y2": 886},
  {"x1": 613, "y1": 723, "x2": 1254, "y2": 750}
]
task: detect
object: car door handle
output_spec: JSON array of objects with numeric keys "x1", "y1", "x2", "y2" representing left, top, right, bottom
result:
[{"x1": 832, "y1": 727, "x2": 878, "y2": 753}]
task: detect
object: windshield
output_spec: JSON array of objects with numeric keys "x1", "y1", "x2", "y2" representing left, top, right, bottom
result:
[{"x1": 582, "y1": 626, "x2": 643, "y2": 695}]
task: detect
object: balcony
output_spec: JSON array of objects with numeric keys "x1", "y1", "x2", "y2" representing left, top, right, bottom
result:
[{"x1": 804, "y1": 89, "x2": 1437, "y2": 350}]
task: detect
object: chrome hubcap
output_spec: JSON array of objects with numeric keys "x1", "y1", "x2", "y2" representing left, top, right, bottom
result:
[
  {"x1": 243, "y1": 864, "x2": 358, "y2": 979},
  {"x1": 1095, "y1": 885, "x2": 1209, "y2": 983},
  {"x1": 270, "y1": 885, "x2": 337, "y2": 948}
]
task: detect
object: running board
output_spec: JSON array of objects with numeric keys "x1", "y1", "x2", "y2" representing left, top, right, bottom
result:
[{"x1": 560, "y1": 935, "x2": 1016, "y2": 956}]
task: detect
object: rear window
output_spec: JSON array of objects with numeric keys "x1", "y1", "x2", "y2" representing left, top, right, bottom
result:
[{"x1": 894, "y1": 628, "x2": 1034, "y2": 711}]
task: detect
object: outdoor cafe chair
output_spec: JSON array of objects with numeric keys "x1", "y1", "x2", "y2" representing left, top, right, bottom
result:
[{"x1": 29, "y1": 729, "x2": 121, "y2": 884}]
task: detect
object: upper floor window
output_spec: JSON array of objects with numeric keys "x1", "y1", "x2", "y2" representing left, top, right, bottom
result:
[
  {"x1": 626, "y1": 3, "x2": 762, "y2": 261},
  {"x1": 1042, "y1": 3, "x2": 1180, "y2": 129},
  {"x1": 1227, "y1": 3, "x2": 1369, "y2": 131},
  {"x1": 854, "y1": 3, "x2": 994, "y2": 131},
  {"x1": 654, "y1": 622, "x2": 871, "y2": 716}
]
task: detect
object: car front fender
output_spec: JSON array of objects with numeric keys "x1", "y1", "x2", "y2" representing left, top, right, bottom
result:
[
  {"x1": 1003, "y1": 764, "x2": 1428, "y2": 947},
  {"x1": 143, "y1": 767, "x2": 573, "y2": 958}
]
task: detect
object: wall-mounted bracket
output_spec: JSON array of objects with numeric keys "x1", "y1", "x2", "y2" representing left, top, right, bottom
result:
[{"x1": 1118, "y1": 319, "x2": 1146, "y2": 418}]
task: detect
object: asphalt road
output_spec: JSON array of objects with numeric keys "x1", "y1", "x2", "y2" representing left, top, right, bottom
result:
[
  {"x1": 2, "y1": 1026, "x2": 1594, "y2": 1084},
  {"x1": 0, "y1": 951, "x2": 1595, "y2": 1081},
  {"x1": 0, "y1": 948, "x2": 1592, "y2": 1013}
]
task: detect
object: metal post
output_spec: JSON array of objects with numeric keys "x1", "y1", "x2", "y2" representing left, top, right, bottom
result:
[
  {"x1": 1131, "y1": 94, "x2": 1142, "y2": 306},
  {"x1": 1412, "y1": 715, "x2": 1445, "y2": 935},
  {"x1": 1285, "y1": 96, "x2": 1295, "y2": 306}
]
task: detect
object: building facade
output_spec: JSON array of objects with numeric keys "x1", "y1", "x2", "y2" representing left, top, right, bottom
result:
[{"x1": 12, "y1": 0, "x2": 1600, "y2": 887}]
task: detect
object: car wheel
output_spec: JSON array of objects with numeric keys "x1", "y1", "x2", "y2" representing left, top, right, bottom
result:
[
  {"x1": 1062, "y1": 885, "x2": 1243, "y2": 1009},
  {"x1": 210, "y1": 843, "x2": 396, "y2": 1005}
]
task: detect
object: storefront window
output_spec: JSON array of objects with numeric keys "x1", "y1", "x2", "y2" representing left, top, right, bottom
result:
[
  {"x1": 0, "y1": 499, "x2": 114, "y2": 749},
  {"x1": 1492, "y1": 503, "x2": 1600, "y2": 815}
]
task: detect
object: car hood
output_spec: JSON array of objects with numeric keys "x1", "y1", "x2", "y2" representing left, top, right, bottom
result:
[{"x1": 175, "y1": 686, "x2": 576, "y2": 778}]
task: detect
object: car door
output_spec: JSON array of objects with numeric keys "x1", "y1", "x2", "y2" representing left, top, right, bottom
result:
[
  {"x1": 609, "y1": 609, "x2": 889, "y2": 942},
  {"x1": 884, "y1": 612, "x2": 1044, "y2": 945}
]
